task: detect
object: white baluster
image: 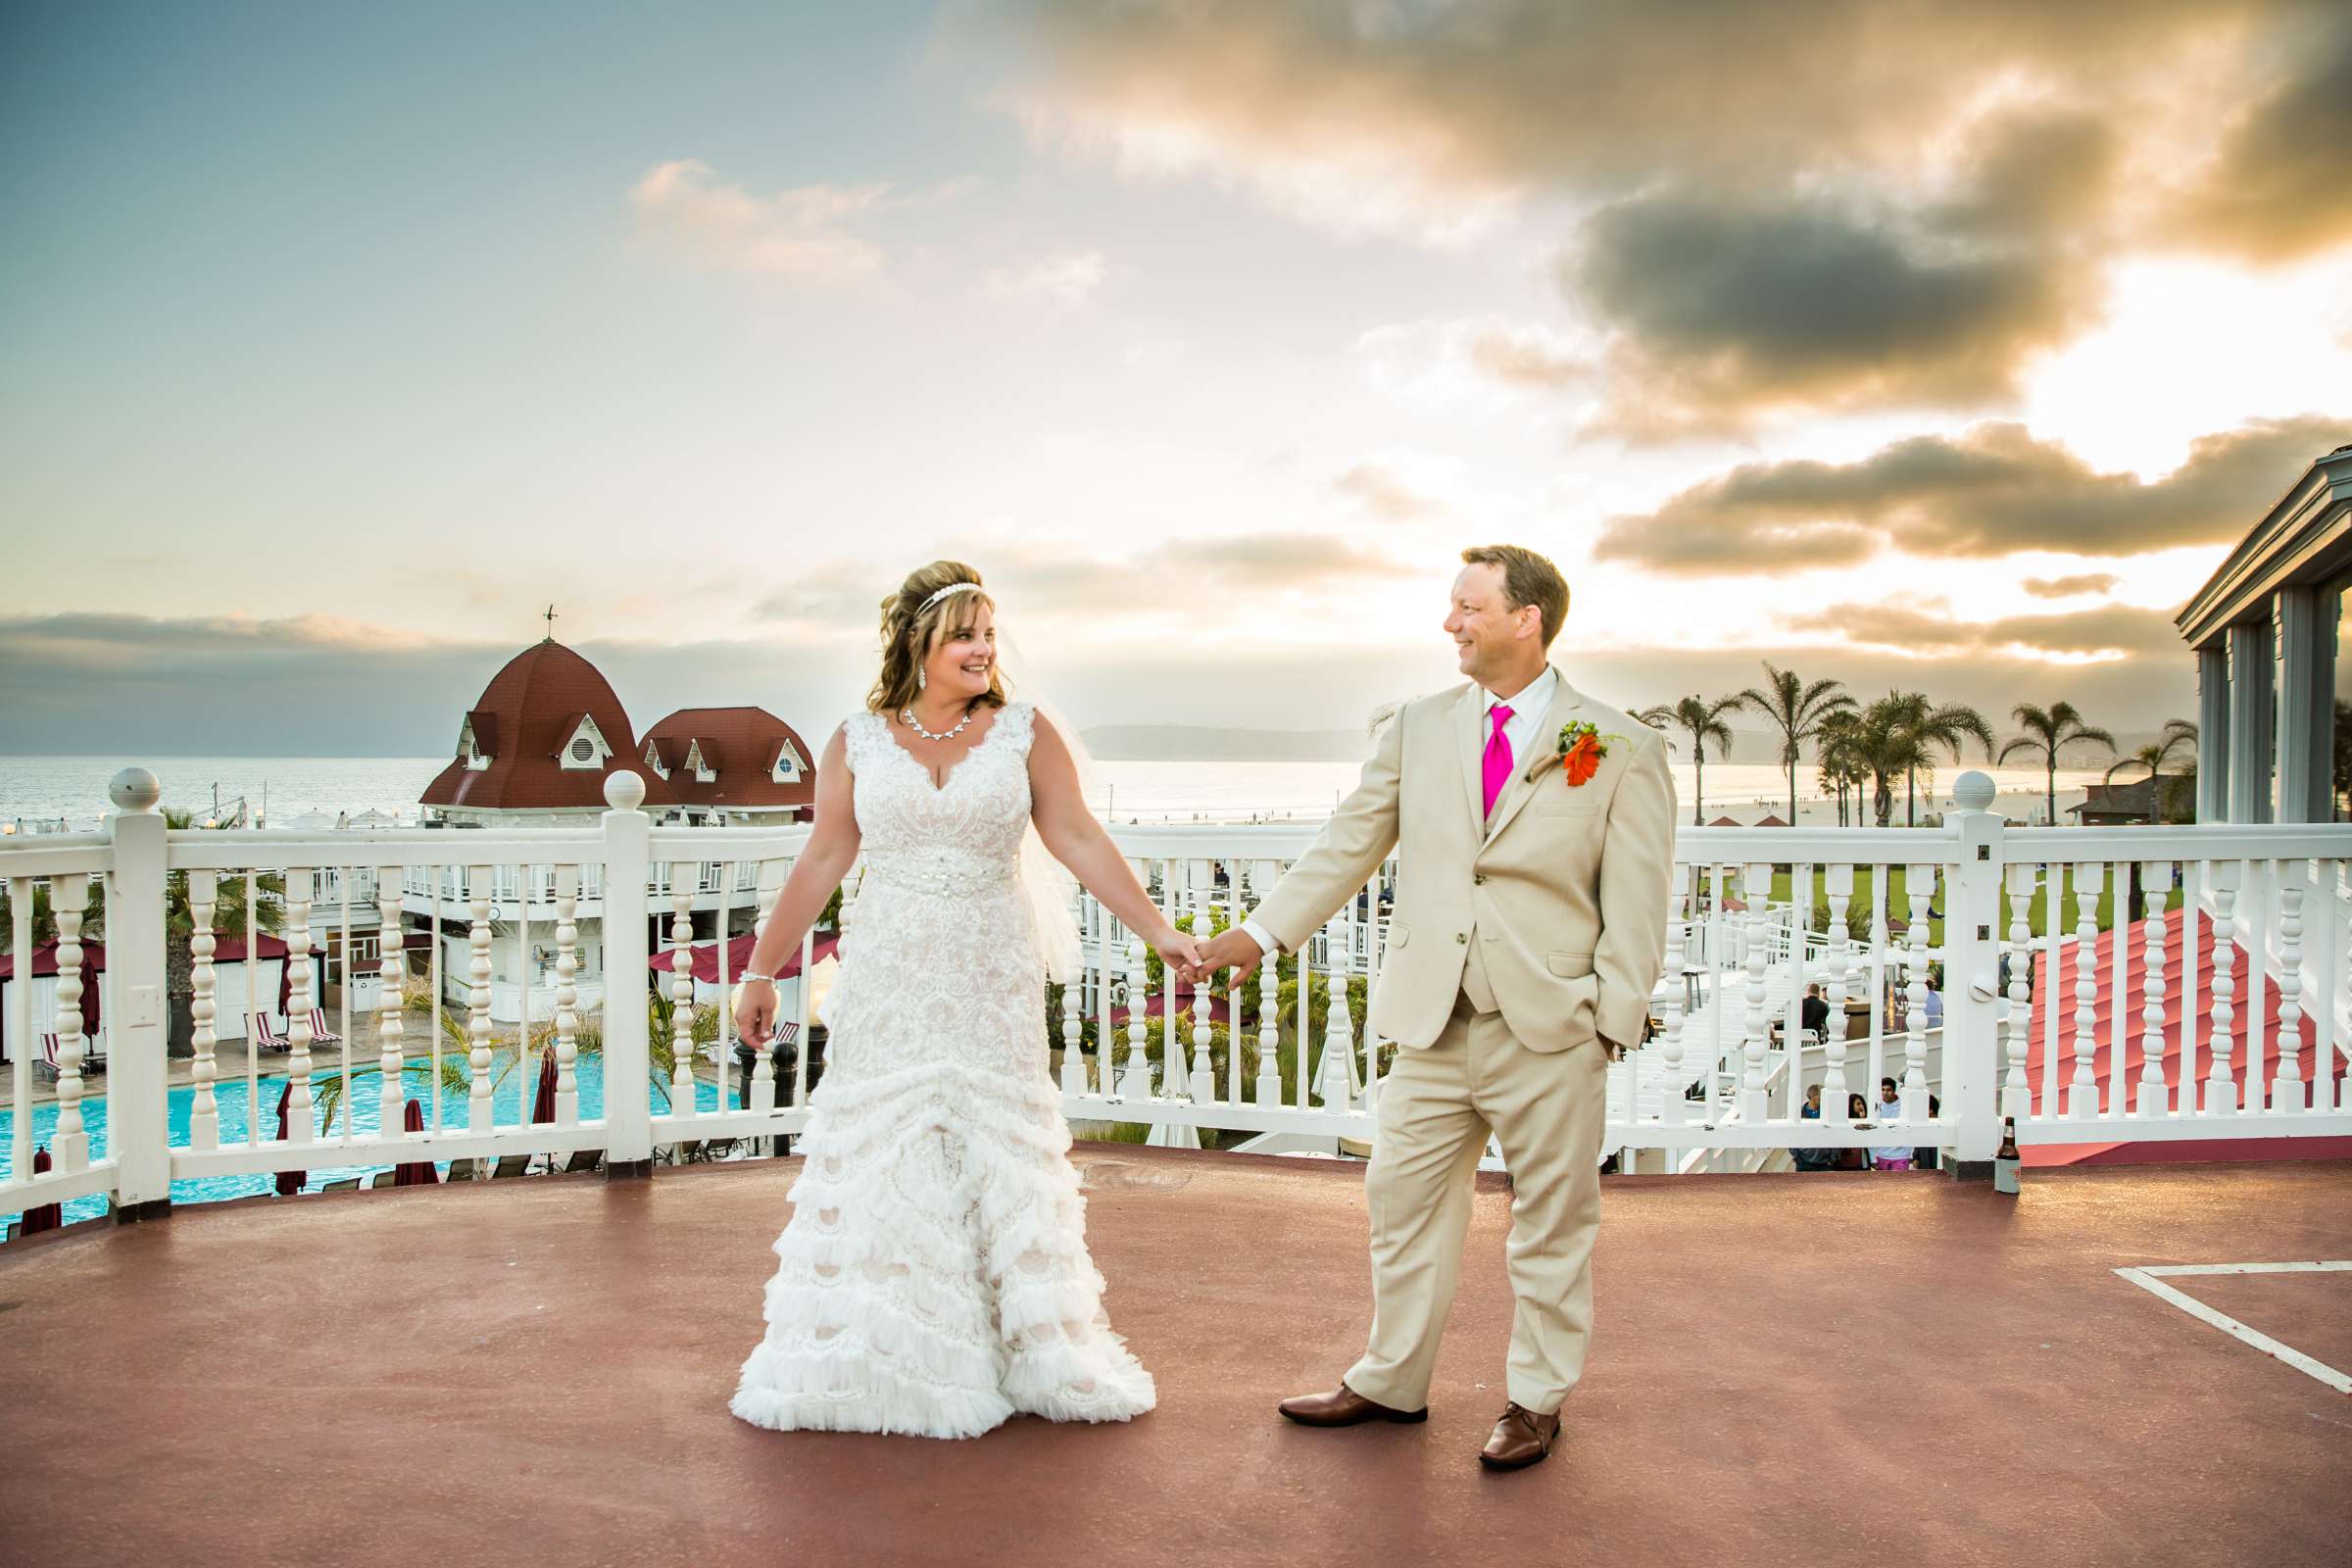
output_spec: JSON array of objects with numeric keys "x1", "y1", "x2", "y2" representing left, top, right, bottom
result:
[
  {"x1": 2068, "y1": 862, "x2": 2103, "y2": 1117},
  {"x1": 1118, "y1": 937, "x2": 1153, "y2": 1101},
  {"x1": 285, "y1": 866, "x2": 317, "y2": 1146},
  {"x1": 1819, "y1": 865, "x2": 1849, "y2": 1121},
  {"x1": 554, "y1": 863, "x2": 581, "y2": 1124},
  {"x1": 2001, "y1": 861, "x2": 2034, "y2": 1122},
  {"x1": 1899, "y1": 863, "x2": 1934, "y2": 1120},
  {"x1": 465, "y1": 864, "x2": 494, "y2": 1131},
  {"x1": 750, "y1": 864, "x2": 780, "y2": 1114},
  {"x1": 370, "y1": 865, "x2": 405, "y2": 1138},
  {"x1": 188, "y1": 871, "x2": 220, "y2": 1151},
  {"x1": 2205, "y1": 861, "x2": 2240, "y2": 1113},
  {"x1": 1060, "y1": 879, "x2": 1090, "y2": 1097},
  {"x1": 1319, "y1": 913, "x2": 1355, "y2": 1111},
  {"x1": 2136, "y1": 862, "x2": 2172, "y2": 1117},
  {"x1": 1254, "y1": 927, "x2": 1283, "y2": 1108},
  {"x1": 50, "y1": 874, "x2": 91, "y2": 1171},
  {"x1": 2272, "y1": 868, "x2": 2306, "y2": 1112},
  {"x1": 1189, "y1": 960, "x2": 1218, "y2": 1107},
  {"x1": 1655, "y1": 883, "x2": 1693, "y2": 1128},
  {"x1": 668, "y1": 864, "x2": 697, "y2": 1117},
  {"x1": 1739, "y1": 863, "x2": 1771, "y2": 1122}
]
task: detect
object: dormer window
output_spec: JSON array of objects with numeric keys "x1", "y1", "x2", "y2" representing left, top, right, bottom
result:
[
  {"x1": 560, "y1": 713, "x2": 613, "y2": 770},
  {"x1": 772, "y1": 741, "x2": 806, "y2": 783},
  {"x1": 686, "y1": 740, "x2": 716, "y2": 783},
  {"x1": 457, "y1": 715, "x2": 493, "y2": 772},
  {"x1": 642, "y1": 741, "x2": 670, "y2": 780}
]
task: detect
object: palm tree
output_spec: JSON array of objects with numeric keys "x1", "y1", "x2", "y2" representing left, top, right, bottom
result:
[
  {"x1": 1997, "y1": 703, "x2": 2116, "y2": 825},
  {"x1": 160, "y1": 808, "x2": 282, "y2": 1054},
  {"x1": 1636, "y1": 694, "x2": 1740, "y2": 825},
  {"x1": 1814, "y1": 710, "x2": 1871, "y2": 826},
  {"x1": 2102, "y1": 718, "x2": 2200, "y2": 824},
  {"x1": 1876, "y1": 691, "x2": 1996, "y2": 825},
  {"x1": 1735, "y1": 662, "x2": 1854, "y2": 826}
]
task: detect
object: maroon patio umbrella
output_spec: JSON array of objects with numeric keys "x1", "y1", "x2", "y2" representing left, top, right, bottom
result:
[
  {"x1": 272, "y1": 1082, "x2": 305, "y2": 1196},
  {"x1": 21, "y1": 1145, "x2": 63, "y2": 1234},
  {"x1": 530, "y1": 1047, "x2": 558, "y2": 1126},
  {"x1": 393, "y1": 1098, "x2": 438, "y2": 1186}
]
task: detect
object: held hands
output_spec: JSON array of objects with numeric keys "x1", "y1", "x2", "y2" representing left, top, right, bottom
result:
[
  {"x1": 1152, "y1": 927, "x2": 1206, "y2": 987},
  {"x1": 732, "y1": 977, "x2": 778, "y2": 1047},
  {"x1": 1192, "y1": 925, "x2": 1268, "y2": 985}
]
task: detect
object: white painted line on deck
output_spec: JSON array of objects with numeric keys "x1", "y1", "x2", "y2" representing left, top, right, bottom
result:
[{"x1": 2114, "y1": 1261, "x2": 2352, "y2": 1396}]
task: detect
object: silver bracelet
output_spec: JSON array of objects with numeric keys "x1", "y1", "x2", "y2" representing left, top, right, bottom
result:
[{"x1": 740, "y1": 968, "x2": 779, "y2": 985}]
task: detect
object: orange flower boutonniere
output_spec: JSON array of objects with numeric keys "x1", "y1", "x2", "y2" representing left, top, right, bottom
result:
[{"x1": 1527, "y1": 719, "x2": 1626, "y2": 787}]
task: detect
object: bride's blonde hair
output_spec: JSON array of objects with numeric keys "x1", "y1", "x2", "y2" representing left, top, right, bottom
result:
[{"x1": 866, "y1": 560, "x2": 1011, "y2": 715}]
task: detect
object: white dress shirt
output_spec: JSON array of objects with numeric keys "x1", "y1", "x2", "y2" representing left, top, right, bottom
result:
[{"x1": 1238, "y1": 666, "x2": 1557, "y2": 956}]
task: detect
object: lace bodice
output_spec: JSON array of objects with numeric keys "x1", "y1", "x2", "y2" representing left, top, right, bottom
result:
[{"x1": 842, "y1": 704, "x2": 1036, "y2": 889}]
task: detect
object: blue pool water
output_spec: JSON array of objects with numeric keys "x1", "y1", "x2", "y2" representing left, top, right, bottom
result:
[{"x1": 2, "y1": 1054, "x2": 723, "y2": 1229}]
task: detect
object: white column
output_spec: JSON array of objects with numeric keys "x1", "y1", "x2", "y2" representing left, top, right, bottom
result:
[
  {"x1": 600, "y1": 773, "x2": 654, "y2": 1168},
  {"x1": 465, "y1": 865, "x2": 494, "y2": 1132},
  {"x1": 1946, "y1": 777, "x2": 2004, "y2": 1164},
  {"x1": 2068, "y1": 862, "x2": 2104, "y2": 1117},
  {"x1": 2226, "y1": 620, "x2": 2274, "y2": 824},
  {"x1": 1660, "y1": 874, "x2": 1692, "y2": 1126},
  {"x1": 1739, "y1": 862, "x2": 1772, "y2": 1122},
  {"x1": 2275, "y1": 587, "x2": 2335, "y2": 822},
  {"x1": 2196, "y1": 644, "x2": 2230, "y2": 824},
  {"x1": 285, "y1": 867, "x2": 317, "y2": 1145},
  {"x1": 553, "y1": 863, "x2": 581, "y2": 1125},
  {"x1": 49, "y1": 873, "x2": 92, "y2": 1172},
  {"x1": 189, "y1": 869, "x2": 220, "y2": 1151},
  {"x1": 2204, "y1": 860, "x2": 2241, "y2": 1113},
  {"x1": 375, "y1": 865, "x2": 406, "y2": 1137},
  {"x1": 2271, "y1": 866, "x2": 2307, "y2": 1111},
  {"x1": 2135, "y1": 862, "x2": 2173, "y2": 1116},
  {"x1": 102, "y1": 775, "x2": 171, "y2": 1210}
]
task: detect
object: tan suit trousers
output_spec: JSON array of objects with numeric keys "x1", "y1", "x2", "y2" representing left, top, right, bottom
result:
[{"x1": 1344, "y1": 940, "x2": 1607, "y2": 1415}]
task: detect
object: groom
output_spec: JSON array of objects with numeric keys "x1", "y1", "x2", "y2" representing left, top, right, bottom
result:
[{"x1": 1194, "y1": 545, "x2": 1675, "y2": 1471}]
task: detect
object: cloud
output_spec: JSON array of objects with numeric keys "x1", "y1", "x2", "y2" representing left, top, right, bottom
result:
[
  {"x1": 627, "y1": 160, "x2": 887, "y2": 284},
  {"x1": 2022, "y1": 572, "x2": 2121, "y2": 599},
  {"x1": 1782, "y1": 599, "x2": 2179, "y2": 660},
  {"x1": 1334, "y1": 463, "x2": 1440, "y2": 520},
  {"x1": 980, "y1": 0, "x2": 2265, "y2": 242},
  {"x1": 979, "y1": 248, "x2": 1108, "y2": 307},
  {"x1": 1570, "y1": 109, "x2": 2118, "y2": 432},
  {"x1": 1593, "y1": 413, "x2": 2350, "y2": 575},
  {"x1": 2167, "y1": 12, "x2": 2352, "y2": 262}
]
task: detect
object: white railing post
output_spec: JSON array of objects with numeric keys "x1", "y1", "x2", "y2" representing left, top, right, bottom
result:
[
  {"x1": 1319, "y1": 912, "x2": 1355, "y2": 1111},
  {"x1": 48, "y1": 872, "x2": 92, "y2": 1173},
  {"x1": 375, "y1": 864, "x2": 406, "y2": 1139},
  {"x1": 2068, "y1": 861, "x2": 2104, "y2": 1117},
  {"x1": 188, "y1": 868, "x2": 220, "y2": 1152},
  {"x1": 2002, "y1": 860, "x2": 2036, "y2": 1122},
  {"x1": 464, "y1": 865, "x2": 495, "y2": 1132},
  {"x1": 106, "y1": 769, "x2": 172, "y2": 1216},
  {"x1": 1945, "y1": 775, "x2": 2003, "y2": 1167},
  {"x1": 2136, "y1": 861, "x2": 2174, "y2": 1116},
  {"x1": 751, "y1": 861, "x2": 782, "y2": 1114},
  {"x1": 1253, "y1": 933, "x2": 1283, "y2": 1109},
  {"x1": 666, "y1": 863, "x2": 698, "y2": 1120},
  {"x1": 1899, "y1": 861, "x2": 1936, "y2": 1122},
  {"x1": 1118, "y1": 938, "x2": 1153, "y2": 1102},
  {"x1": 2205, "y1": 859, "x2": 2242, "y2": 1114},
  {"x1": 601, "y1": 773, "x2": 655, "y2": 1172},
  {"x1": 2273, "y1": 864, "x2": 2307, "y2": 1112},
  {"x1": 285, "y1": 867, "x2": 317, "y2": 1145},
  {"x1": 1739, "y1": 862, "x2": 1772, "y2": 1123},
  {"x1": 1820, "y1": 862, "x2": 1852, "y2": 1123},
  {"x1": 553, "y1": 863, "x2": 581, "y2": 1125}
]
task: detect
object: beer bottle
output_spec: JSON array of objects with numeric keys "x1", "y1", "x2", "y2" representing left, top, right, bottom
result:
[{"x1": 1993, "y1": 1115, "x2": 2021, "y2": 1195}]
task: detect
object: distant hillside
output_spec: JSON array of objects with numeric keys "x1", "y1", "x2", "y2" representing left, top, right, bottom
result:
[{"x1": 1083, "y1": 724, "x2": 1373, "y2": 762}]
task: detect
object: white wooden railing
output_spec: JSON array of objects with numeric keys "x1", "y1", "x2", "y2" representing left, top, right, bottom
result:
[{"x1": 4, "y1": 768, "x2": 2349, "y2": 1227}]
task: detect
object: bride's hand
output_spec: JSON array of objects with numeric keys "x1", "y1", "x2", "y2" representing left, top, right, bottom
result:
[
  {"x1": 733, "y1": 978, "x2": 777, "y2": 1046},
  {"x1": 1153, "y1": 929, "x2": 1204, "y2": 986}
]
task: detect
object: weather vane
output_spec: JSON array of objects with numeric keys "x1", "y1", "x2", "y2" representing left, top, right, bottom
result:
[{"x1": 544, "y1": 604, "x2": 558, "y2": 640}]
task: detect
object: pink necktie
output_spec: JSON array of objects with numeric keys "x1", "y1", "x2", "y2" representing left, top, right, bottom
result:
[{"x1": 1483, "y1": 704, "x2": 1514, "y2": 819}]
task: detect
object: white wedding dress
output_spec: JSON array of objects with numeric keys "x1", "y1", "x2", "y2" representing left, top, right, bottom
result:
[{"x1": 730, "y1": 702, "x2": 1156, "y2": 1439}]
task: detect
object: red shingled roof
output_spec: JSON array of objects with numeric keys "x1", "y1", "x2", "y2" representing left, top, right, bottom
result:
[
  {"x1": 639, "y1": 707, "x2": 817, "y2": 810},
  {"x1": 420, "y1": 641, "x2": 674, "y2": 811}
]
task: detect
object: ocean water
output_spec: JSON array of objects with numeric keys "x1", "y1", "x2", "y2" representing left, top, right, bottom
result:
[{"x1": 2, "y1": 754, "x2": 2113, "y2": 831}]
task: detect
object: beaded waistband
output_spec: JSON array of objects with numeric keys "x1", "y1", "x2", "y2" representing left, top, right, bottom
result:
[{"x1": 859, "y1": 848, "x2": 1019, "y2": 898}]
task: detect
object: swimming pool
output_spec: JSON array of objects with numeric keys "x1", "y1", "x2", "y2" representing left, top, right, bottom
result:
[{"x1": 2, "y1": 1054, "x2": 725, "y2": 1229}]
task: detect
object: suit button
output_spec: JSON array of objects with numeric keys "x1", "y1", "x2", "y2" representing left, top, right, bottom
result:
[
  {"x1": 1455, "y1": 932, "x2": 1467, "y2": 944},
  {"x1": 1474, "y1": 873, "x2": 1487, "y2": 885}
]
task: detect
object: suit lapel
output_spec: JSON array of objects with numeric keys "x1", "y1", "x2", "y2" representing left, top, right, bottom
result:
[
  {"x1": 1455, "y1": 685, "x2": 1487, "y2": 841},
  {"x1": 1484, "y1": 666, "x2": 1583, "y2": 846}
]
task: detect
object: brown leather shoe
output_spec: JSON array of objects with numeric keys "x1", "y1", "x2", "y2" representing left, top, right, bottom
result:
[
  {"x1": 1277, "y1": 1384, "x2": 1428, "y2": 1426},
  {"x1": 1478, "y1": 1402, "x2": 1561, "y2": 1470}
]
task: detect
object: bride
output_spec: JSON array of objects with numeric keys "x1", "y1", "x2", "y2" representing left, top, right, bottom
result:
[{"x1": 727, "y1": 561, "x2": 1195, "y2": 1439}]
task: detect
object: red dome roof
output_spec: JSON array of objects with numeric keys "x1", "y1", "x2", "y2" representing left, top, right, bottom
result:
[
  {"x1": 639, "y1": 707, "x2": 817, "y2": 811},
  {"x1": 420, "y1": 640, "x2": 672, "y2": 810}
]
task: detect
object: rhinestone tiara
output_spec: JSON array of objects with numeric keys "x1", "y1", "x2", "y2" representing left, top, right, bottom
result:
[{"x1": 918, "y1": 581, "x2": 984, "y2": 613}]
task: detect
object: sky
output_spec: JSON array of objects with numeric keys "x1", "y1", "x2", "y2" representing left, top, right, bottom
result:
[{"x1": 4, "y1": 0, "x2": 2349, "y2": 756}]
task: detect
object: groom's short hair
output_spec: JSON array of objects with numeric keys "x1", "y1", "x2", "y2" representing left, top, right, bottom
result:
[{"x1": 1460, "y1": 545, "x2": 1568, "y2": 647}]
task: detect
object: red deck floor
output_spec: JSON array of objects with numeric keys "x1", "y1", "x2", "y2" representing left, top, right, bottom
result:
[{"x1": 2, "y1": 1148, "x2": 2346, "y2": 1568}]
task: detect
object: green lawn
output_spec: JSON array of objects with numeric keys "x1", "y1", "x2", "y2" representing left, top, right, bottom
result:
[{"x1": 1752, "y1": 863, "x2": 2185, "y2": 945}]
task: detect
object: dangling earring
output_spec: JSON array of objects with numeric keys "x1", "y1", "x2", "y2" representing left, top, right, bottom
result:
[{"x1": 917, "y1": 666, "x2": 927, "y2": 692}]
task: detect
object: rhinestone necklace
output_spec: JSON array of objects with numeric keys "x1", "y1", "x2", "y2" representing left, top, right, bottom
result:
[{"x1": 901, "y1": 704, "x2": 977, "y2": 742}]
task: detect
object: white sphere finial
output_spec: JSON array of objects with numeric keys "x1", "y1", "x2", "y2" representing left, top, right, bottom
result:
[
  {"x1": 603, "y1": 769, "x2": 647, "y2": 811},
  {"x1": 1953, "y1": 770, "x2": 1995, "y2": 812},
  {"x1": 110, "y1": 767, "x2": 162, "y2": 813}
]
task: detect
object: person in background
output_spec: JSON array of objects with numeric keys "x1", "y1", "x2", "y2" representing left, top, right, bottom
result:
[
  {"x1": 1915, "y1": 1093, "x2": 1941, "y2": 1170},
  {"x1": 1800, "y1": 983, "x2": 1829, "y2": 1042},
  {"x1": 1790, "y1": 1084, "x2": 1836, "y2": 1171},
  {"x1": 1834, "y1": 1094, "x2": 1871, "y2": 1170},
  {"x1": 1922, "y1": 975, "x2": 1943, "y2": 1028},
  {"x1": 1869, "y1": 1076, "x2": 1912, "y2": 1170}
]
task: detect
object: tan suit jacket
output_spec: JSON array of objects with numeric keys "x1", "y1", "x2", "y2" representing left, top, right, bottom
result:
[{"x1": 1251, "y1": 666, "x2": 1676, "y2": 1055}]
